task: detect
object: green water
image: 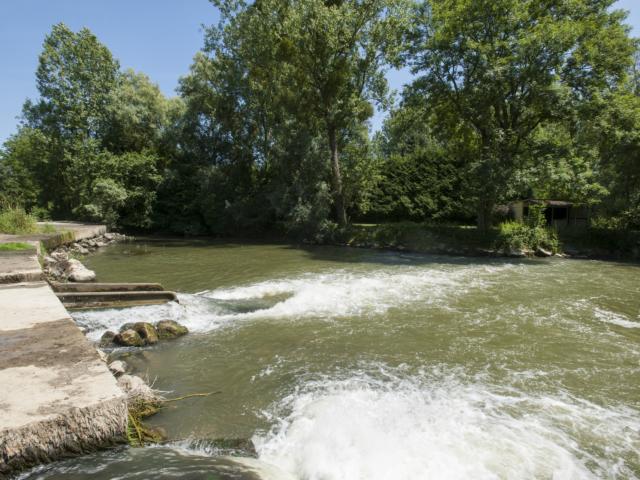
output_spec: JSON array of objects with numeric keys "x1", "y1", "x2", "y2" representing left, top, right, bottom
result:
[{"x1": 23, "y1": 239, "x2": 640, "y2": 479}]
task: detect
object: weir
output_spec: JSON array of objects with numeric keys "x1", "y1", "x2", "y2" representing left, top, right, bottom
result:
[{"x1": 0, "y1": 224, "x2": 128, "y2": 478}]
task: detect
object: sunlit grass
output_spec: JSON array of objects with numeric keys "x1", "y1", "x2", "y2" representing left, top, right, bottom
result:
[{"x1": 0, "y1": 242, "x2": 34, "y2": 251}]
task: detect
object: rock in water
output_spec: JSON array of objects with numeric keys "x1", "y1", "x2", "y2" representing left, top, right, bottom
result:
[
  {"x1": 119, "y1": 323, "x2": 135, "y2": 333},
  {"x1": 155, "y1": 320, "x2": 189, "y2": 339},
  {"x1": 132, "y1": 322, "x2": 159, "y2": 345},
  {"x1": 535, "y1": 246, "x2": 553, "y2": 257},
  {"x1": 108, "y1": 360, "x2": 127, "y2": 376},
  {"x1": 65, "y1": 258, "x2": 96, "y2": 282},
  {"x1": 114, "y1": 329, "x2": 145, "y2": 347},
  {"x1": 208, "y1": 438, "x2": 258, "y2": 457},
  {"x1": 144, "y1": 426, "x2": 168, "y2": 443},
  {"x1": 99, "y1": 331, "x2": 117, "y2": 347},
  {"x1": 507, "y1": 247, "x2": 527, "y2": 258}
]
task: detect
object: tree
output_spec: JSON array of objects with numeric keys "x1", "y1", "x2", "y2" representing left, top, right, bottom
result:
[
  {"x1": 0, "y1": 24, "x2": 171, "y2": 229},
  {"x1": 0, "y1": 128, "x2": 49, "y2": 210},
  {"x1": 367, "y1": 94, "x2": 471, "y2": 221},
  {"x1": 208, "y1": 0, "x2": 410, "y2": 226},
  {"x1": 21, "y1": 23, "x2": 120, "y2": 216},
  {"x1": 25, "y1": 23, "x2": 119, "y2": 141},
  {"x1": 408, "y1": 0, "x2": 635, "y2": 230},
  {"x1": 102, "y1": 69, "x2": 177, "y2": 156}
]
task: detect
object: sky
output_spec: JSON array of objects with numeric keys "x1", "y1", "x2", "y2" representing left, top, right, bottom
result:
[{"x1": 0, "y1": 0, "x2": 639, "y2": 145}]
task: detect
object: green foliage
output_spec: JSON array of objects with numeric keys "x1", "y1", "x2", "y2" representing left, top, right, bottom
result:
[
  {"x1": 344, "y1": 221, "x2": 497, "y2": 253},
  {"x1": 0, "y1": 205, "x2": 38, "y2": 235},
  {"x1": 206, "y1": 0, "x2": 411, "y2": 226},
  {"x1": 0, "y1": 24, "x2": 167, "y2": 230},
  {"x1": 408, "y1": 0, "x2": 635, "y2": 229},
  {"x1": 1, "y1": 7, "x2": 639, "y2": 244},
  {"x1": 0, "y1": 128, "x2": 49, "y2": 210},
  {"x1": 26, "y1": 23, "x2": 119, "y2": 140},
  {"x1": 559, "y1": 225, "x2": 640, "y2": 258},
  {"x1": 496, "y1": 205, "x2": 559, "y2": 254}
]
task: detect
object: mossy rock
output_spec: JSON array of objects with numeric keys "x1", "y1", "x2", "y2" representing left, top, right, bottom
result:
[
  {"x1": 143, "y1": 426, "x2": 168, "y2": 443},
  {"x1": 114, "y1": 329, "x2": 145, "y2": 347},
  {"x1": 208, "y1": 438, "x2": 257, "y2": 457},
  {"x1": 99, "y1": 330, "x2": 116, "y2": 347},
  {"x1": 132, "y1": 322, "x2": 159, "y2": 345},
  {"x1": 155, "y1": 320, "x2": 188, "y2": 339}
]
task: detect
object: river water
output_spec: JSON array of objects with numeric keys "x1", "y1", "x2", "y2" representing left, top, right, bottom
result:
[{"x1": 21, "y1": 239, "x2": 640, "y2": 479}]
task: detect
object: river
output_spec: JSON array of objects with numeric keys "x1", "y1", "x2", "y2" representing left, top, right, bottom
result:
[{"x1": 21, "y1": 239, "x2": 640, "y2": 479}]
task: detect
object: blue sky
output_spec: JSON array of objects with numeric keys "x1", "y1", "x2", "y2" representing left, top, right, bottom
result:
[{"x1": 0, "y1": 0, "x2": 638, "y2": 144}]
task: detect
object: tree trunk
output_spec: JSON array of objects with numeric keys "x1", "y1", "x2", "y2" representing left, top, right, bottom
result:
[
  {"x1": 328, "y1": 126, "x2": 348, "y2": 226},
  {"x1": 476, "y1": 197, "x2": 494, "y2": 232}
]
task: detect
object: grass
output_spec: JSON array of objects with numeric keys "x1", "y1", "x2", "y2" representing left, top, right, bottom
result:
[
  {"x1": 0, "y1": 206, "x2": 38, "y2": 234},
  {"x1": 39, "y1": 223, "x2": 58, "y2": 234},
  {"x1": 0, "y1": 242, "x2": 34, "y2": 252}
]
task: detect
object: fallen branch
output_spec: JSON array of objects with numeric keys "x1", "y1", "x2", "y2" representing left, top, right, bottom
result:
[{"x1": 163, "y1": 391, "x2": 221, "y2": 403}]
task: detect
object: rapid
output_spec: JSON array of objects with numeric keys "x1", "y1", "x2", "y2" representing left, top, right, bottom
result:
[{"x1": 21, "y1": 239, "x2": 640, "y2": 479}]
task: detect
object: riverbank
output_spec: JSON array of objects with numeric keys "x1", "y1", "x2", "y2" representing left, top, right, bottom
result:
[{"x1": 335, "y1": 222, "x2": 640, "y2": 260}]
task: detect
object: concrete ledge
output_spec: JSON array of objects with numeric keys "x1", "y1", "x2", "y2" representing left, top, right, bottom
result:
[
  {"x1": 0, "y1": 222, "x2": 107, "y2": 253},
  {"x1": 50, "y1": 282, "x2": 165, "y2": 293},
  {"x1": 0, "y1": 396, "x2": 126, "y2": 476},
  {"x1": 57, "y1": 290, "x2": 179, "y2": 310},
  {"x1": 0, "y1": 283, "x2": 127, "y2": 477}
]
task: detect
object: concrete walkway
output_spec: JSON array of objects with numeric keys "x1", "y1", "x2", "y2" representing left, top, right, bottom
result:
[
  {"x1": 0, "y1": 224, "x2": 127, "y2": 478},
  {"x1": 0, "y1": 249, "x2": 42, "y2": 284}
]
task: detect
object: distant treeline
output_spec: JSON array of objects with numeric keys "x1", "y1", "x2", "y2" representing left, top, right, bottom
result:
[{"x1": 1, "y1": 0, "x2": 639, "y2": 239}]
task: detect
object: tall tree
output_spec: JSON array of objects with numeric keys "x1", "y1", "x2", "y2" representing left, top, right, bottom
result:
[
  {"x1": 408, "y1": 0, "x2": 635, "y2": 230},
  {"x1": 21, "y1": 23, "x2": 120, "y2": 215},
  {"x1": 209, "y1": 0, "x2": 410, "y2": 225},
  {"x1": 25, "y1": 23, "x2": 119, "y2": 141}
]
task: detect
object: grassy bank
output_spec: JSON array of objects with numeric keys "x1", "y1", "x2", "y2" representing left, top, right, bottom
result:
[
  {"x1": 0, "y1": 206, "x2": 60, "y2": 236},
  {"x1": 338, "y1": 222, "x2": 640, "y2": 260},
  {"x1": 0, "y1": 206, "x2": 38, "y2": 235},
  {"x1": 558, "y1": 227, "x2": 640, "y2": 259}
]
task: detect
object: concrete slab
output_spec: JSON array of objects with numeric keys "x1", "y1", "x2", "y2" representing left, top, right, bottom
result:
[
  {"x1": 0, "y1": 282, "x2": 127, "y2": 477},
  {"x1": 0, "y1": 282, "x2": 68, "y2": 331},
  {"x1": 0, "y1": 221, "x2": 107, "y2": 252},
  {"x1": 58, "y1": 290, "x2": 179, "y2": 310},
  {"x1": 0, "y1": 251, "x2": 43, "y2": 284},
  {"x1": 39, "y1": 221, "x2": 107, "y2": 243}
]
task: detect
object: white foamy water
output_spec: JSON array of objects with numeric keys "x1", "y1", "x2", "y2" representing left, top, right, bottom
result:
[
  {"x1": 74, "y1": 263, "x2": 516, "y2": 340},
  {"x1": 593, "y1": 307, "x2": 640, "y2": 329},
  {"x1": 74, "y1": 293, "x2": 229, "y2": 341},
  {"x1": 199, "y1": 263, "x2": 516, "y2": 319},
  {"x1": 253, "y1": 371, "x2": 640, "y2": 480}
]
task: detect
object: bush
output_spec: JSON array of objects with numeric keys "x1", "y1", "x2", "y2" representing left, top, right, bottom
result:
[
  {"x1": 0, "y1": 205, "x2": 38, "y2": 234},
  {"x1": 495, "y1": 205, "x2": 559, "y2": 254}
]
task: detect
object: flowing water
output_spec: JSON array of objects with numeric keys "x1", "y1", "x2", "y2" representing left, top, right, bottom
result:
[{"x1": 21, "y1": 239, "x2": 640, "y2": 479}]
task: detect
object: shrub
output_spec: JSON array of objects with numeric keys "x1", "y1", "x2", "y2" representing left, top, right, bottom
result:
[
  {"x1": 0, "y1": 205, "x2": 38, "y2": 234},
  {"x1": 495, "y1": 204, "x2": 559, "y2": 254}
]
